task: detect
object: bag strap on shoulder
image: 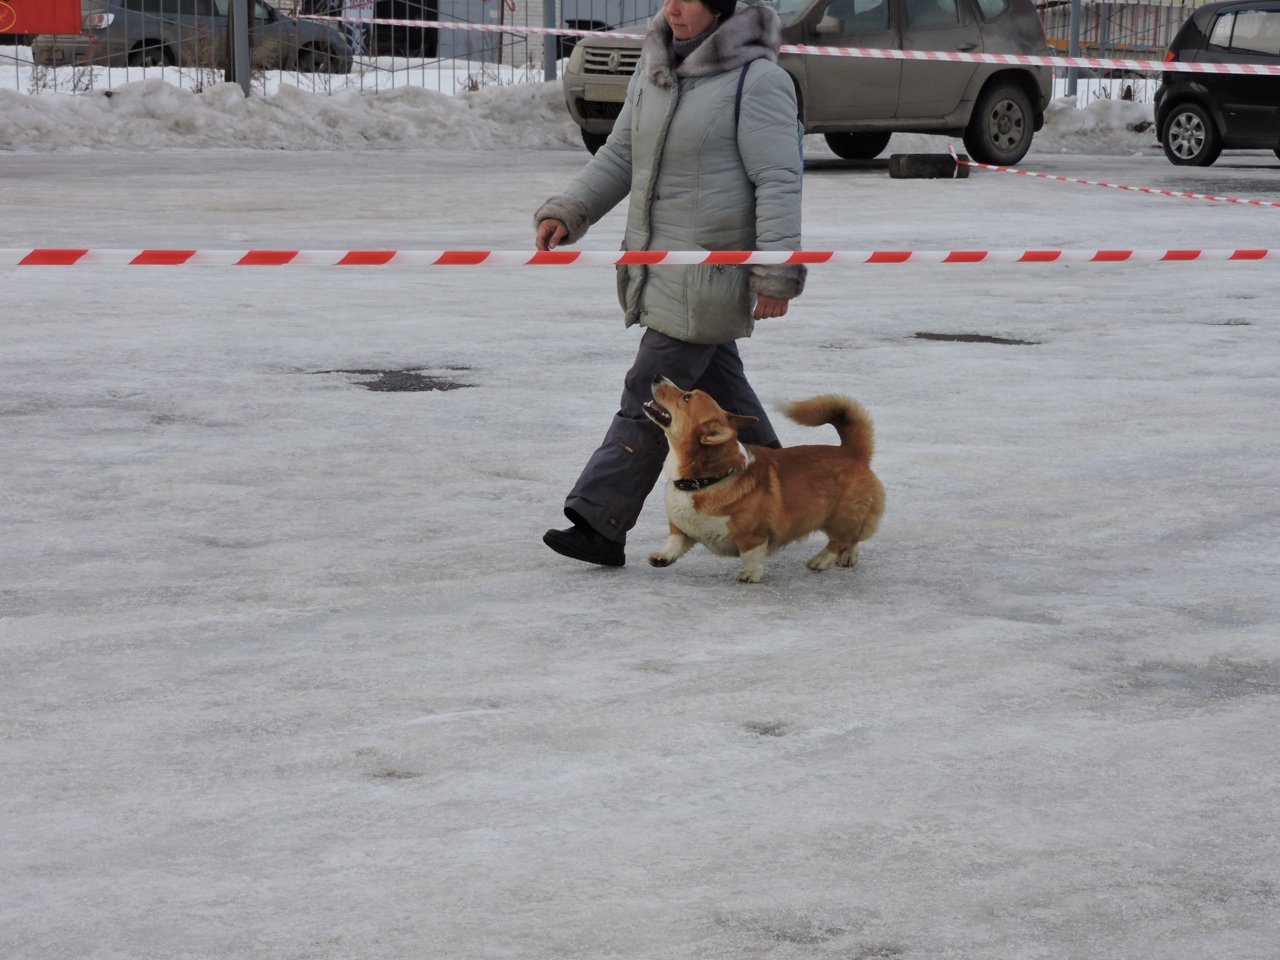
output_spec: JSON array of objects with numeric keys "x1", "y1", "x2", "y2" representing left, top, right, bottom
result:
[{"x1": 733, "y1": 61, "x2": 752, "y2": 128}]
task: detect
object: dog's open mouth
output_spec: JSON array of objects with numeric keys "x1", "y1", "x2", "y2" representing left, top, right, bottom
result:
[{"x1": 643, "y1": 400, "x2": 672, "y2": 427}]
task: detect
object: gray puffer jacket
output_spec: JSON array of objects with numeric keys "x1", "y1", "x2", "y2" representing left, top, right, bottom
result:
[{"x1": 535, "y1": 3, "x2": 805, "y2": 344}]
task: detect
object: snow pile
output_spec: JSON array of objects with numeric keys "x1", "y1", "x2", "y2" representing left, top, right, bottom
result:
[
  {"x1": 0, "y1": 78, "x2": 581, "y2": 152},
  {"x1": 1041, "y1": 94, "x2": 1155, "y2": 152},
  {"x1": 878, "y1": 94, "x2": 1155, "y2": 158},
  {"x1": 0, "y1": 75, "x2": 1155, "y2": 154}
]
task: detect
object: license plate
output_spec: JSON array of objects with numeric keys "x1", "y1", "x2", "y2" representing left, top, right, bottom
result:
[{"x1": 584, "y1": 83, "x2": 628, "y2": 103}]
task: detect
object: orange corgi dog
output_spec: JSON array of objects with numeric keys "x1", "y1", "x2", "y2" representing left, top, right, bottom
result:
[{"x1": 642, "y1": 376, "x2": 885, "y2": 583}]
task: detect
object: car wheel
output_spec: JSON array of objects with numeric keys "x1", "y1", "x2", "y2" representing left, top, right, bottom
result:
[
  {"x1": 299, "y1": 45, "x2": 351, "y2": 74},
  {"x1": 1161, "y1": 103, "x2": 1222, "y2": 166},
  {"x1": 128, "y1": 41, "x2": 175, "y2": 68},
  {"x1": 963, "y1": 82, "x2": 1034, "y2": 165},
  {"x1": 581, "y1": 129, "x2": 609, "y2": 155},
  {"x1": 823, "y1": 132, "x2": 892, "y2": 160}
]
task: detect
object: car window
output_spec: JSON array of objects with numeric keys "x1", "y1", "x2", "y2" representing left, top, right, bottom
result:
[
  {"x1": 1229, "y1": 10, "x2": 1280, "y2": 56},
  {"x1": 822, "y1": 0, "x2": 890, "y2": 33},
  {"x1": 906, "y1": 0, "x2": 960, "y2": 29},
  {"x1": 972, "y1": 0, "x2": 1009, "y2": 20},
  {"x1": 1207, "y1": 12, "x2": 1234, "y2": 47},
  {"x1": 775, "y1": 0, "x2": 812, "y2": 25},
  {"x1": 1207, "y1": 10, "x2": 1280, "y2": 56}
]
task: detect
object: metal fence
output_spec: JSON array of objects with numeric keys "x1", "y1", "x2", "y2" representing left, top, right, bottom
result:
[
  {"x1": 1039, "y1": 0, "x2": 1195, "y2": 103},
  {"x1": 1040, "y1": 0, "x2": 1193, "y2": 56},
  {"x1": 1, "y1": 0, "x2": 1200, "y2": 101},
  {"x1": 0, "y1": 0, "x2": 562, "y2": 96}
]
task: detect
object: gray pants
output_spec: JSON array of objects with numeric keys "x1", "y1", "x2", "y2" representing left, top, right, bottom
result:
[{"x1": 565, "y1": 328, "x2": 780, "y2": 544}]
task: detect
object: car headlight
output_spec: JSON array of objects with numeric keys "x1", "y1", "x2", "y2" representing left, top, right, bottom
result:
[
  {"x1": 567, "y1": 43, "x2": 585, "y2": 74},
  {"x1": 83, "y1": 12, "x2": 115, "y2": 29}
]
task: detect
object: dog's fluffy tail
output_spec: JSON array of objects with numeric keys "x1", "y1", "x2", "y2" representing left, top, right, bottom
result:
[{"x1": 782, "y1": 395, "x2": 875, "y2": 461}]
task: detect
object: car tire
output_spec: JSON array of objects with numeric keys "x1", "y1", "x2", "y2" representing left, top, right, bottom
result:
[
  {"x1": 581, "y1": 129, "x2": 609, "y2": 155},
  {"x1": 1161, "y1": 102, "x2": 1221, "y2": 166},
  {"x1": 823, "y1": 132, "x2": 892, "y2": 160},
  {"x1": 128, "y1": 41, "x2": 175, "y2": 68},
  {"x1": 299, "y1": 45, "x2": 350, "y2": 74},
  {"x1": 963, "y1": 82, "x2": 1034, "y2": 165}
]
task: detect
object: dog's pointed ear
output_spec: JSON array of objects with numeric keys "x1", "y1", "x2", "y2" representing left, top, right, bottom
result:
[
  {"x1": 729, "y1": 413, "x2": 759, "y2": 431},
  {"x1": 700, "y1": 423, "x2": 736, "y2": 445}
]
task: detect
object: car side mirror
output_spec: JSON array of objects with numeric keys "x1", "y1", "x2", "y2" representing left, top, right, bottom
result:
[{"x1": 813, "y1": 15, "x2": 844, "y2": 36}]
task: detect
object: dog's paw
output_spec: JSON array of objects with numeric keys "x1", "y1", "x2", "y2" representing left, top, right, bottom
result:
[
  {"x1": 736, "y1": 569, "x2": 762, "y2": 583},
  {"x1": 805, "y1": 550, "x2": 837, "y2": 572},
  {"x1": 836, "y1": 545, "x2": 859, "y2": 567},
  {"x1": 649, "y1": 534, "x2": 693, "y2": 568}
]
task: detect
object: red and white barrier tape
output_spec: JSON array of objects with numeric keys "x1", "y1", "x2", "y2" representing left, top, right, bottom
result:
[
  {"x1": 946, "y1": 146, "x2": 1280, "y2": 208},
  {"x1": 4, "y1": 248, "x2": 1277, "y2": 266},
  {"x1": 966, "y1": 160, "x2": 1280, "y2": 208},
  {"x1": 300, "y1": 15, "x2": 1280, "y2": 76}
]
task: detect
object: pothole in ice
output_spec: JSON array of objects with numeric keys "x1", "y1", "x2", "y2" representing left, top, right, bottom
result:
[
  {"x1": 314, "y1": 367, "x2": 474, "y2": 392},
  {"x1": 913, "y1": 332, "x2": 1039, "y2": 345},
  {"x1": 743, "y1": 719, "x2": 792, "y2": 738},
  {"x1": 1128, "y1": 658, "x2": 1280, "y2": 700}
]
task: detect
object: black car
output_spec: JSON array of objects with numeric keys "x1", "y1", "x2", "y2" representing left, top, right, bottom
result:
[{"x1": 1154, "y1": 0, "x2": 1280, "y2": 166}]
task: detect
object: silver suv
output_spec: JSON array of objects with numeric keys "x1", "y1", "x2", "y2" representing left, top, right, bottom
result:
[
  {"x1": 32, "y1": 0, "x2": 352, "y2": 73},
  {"x1": 562, "y1": 0, "x2": 1053, "y2": 164}
]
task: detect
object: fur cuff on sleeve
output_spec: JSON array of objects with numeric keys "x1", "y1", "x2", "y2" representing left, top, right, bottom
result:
[
  {"x1": 533, "y1": 195, "x2": 591, "y2": 245},
  {"x1": 749, "y1": 263, "x2": 807, "y2": 300}
]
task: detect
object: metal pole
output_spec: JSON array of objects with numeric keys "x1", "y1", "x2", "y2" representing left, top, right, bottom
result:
[
  {"x1": 225, "y1": 0, "x2": 251, "y2": 96},
  {"x1": 543, "y1": 0, "x2": 557, "y2": 82},
  {"x1": 1059, "y1": 0, "x2": 1080, "y2": 96}
]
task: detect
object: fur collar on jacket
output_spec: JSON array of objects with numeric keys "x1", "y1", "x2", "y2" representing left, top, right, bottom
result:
[{"x1": 643, "y1": 2, "x2": 782, "y2": 85}]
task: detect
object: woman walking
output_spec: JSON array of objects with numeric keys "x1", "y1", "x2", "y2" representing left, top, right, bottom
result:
[{"x1": 536, "y1": 0, "x2": 806, "y2": 567}]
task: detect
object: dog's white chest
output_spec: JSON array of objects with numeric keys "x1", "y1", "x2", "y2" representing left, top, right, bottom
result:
[{"x1": 665, "y1": 484, "x2": 738, "y2": 557}]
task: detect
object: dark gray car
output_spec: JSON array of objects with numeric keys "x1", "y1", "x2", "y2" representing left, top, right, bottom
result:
[
  {"x1": 32, "y1": 0, "x2": 353, "y2": 73},
  {"x1": 562, "y1": 0, "x2": 1053, "y2": 164}
]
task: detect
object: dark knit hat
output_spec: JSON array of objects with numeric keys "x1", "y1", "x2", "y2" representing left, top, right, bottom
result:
[{"x1": 702, "y1": 0, "x2": 738, "y2": 20}]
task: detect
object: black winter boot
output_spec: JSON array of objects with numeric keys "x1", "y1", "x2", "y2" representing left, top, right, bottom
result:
[{"x1": 543, "y1": 512, "x2": 625, "y2": 567}]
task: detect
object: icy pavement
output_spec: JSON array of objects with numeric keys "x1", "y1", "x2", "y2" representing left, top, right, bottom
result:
[{"x1": 2, "y1": 142, "x2": 1279, "y2": 959}]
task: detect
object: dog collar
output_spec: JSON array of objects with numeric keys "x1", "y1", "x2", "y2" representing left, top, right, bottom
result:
[{"x1": 672, "y1": 469, "x2": 737, "y2": 492}]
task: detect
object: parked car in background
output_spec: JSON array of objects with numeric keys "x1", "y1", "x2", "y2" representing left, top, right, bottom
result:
[
  {"x1": 1154, "y1": 0, "x2": 1280, "y2": 165},
  {"x1": 31, "y1": 0, "x2": 353, "y2": 72},
  {"x1": 558, "y1": 0, "x2": 655, "y2": 56},
  {"x1": 561, "y1": 0, "x2": 1053, "y2": 164},
  {"x1": 297, "y1": 1, "x2": 438, "y2": 58}
]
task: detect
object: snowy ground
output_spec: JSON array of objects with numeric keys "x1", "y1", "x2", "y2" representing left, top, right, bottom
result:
[{"x1": 2, "y1": 80, "x2": 1280, "y2": 960}]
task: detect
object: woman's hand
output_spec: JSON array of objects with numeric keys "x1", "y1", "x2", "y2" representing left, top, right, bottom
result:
[
  {"x1": 754, "y1": 294, "x2": 790, "y2": 320},
  {"x1": 536, "y1": 218, "x2": 569, "y2": 251}
]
